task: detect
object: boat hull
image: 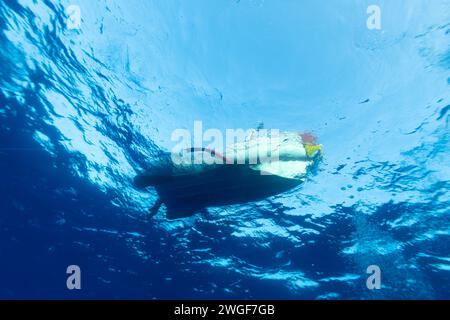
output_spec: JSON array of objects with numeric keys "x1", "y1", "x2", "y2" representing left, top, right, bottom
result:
[{"x1": 136, "y1": 164, "x2": 302, "y2": 219}]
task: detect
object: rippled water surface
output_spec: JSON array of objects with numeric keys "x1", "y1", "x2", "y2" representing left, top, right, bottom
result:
[{"x1": 0, "y1": 0, "x2": 449, "y2": 299}]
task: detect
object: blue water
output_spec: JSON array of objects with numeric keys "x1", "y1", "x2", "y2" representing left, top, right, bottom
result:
[{"x1": 0, "y1": 0, "x2": 449, "y2": 299}]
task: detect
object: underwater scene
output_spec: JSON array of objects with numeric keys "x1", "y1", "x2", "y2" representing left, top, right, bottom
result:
[{"x1": 0, "y1": 0, "x2": 449, "y2": 299}]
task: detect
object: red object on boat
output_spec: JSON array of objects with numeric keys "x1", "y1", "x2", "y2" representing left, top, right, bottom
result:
[{"x1": 299, "y1": 132, "x2": 317, "y2": 144}]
